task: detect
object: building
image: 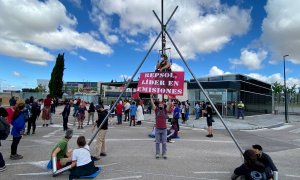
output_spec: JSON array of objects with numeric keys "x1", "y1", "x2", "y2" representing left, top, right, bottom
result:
[{"x1": 188, "y1": 74, "x2": 272, "y2": 116}]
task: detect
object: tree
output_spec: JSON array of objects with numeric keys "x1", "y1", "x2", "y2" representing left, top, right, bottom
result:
[
  {"x1": 49, "y1": 53, "x2": 65, "y2": 98},
  {"x1": 272, "y1": 82, "x2": 283, "y2": 104},
  {"x1": 35, "y1": 84, "x2": 46, "y2": 93}
]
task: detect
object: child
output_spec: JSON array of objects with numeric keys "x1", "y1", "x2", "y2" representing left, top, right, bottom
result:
[
  {"x1": 129, "y1": 102, "x2": 137, "y2": 126},
  {"x1": 77, "y1": 103, "x2": 87, "y2": 129},
  {"x1": 69, "y1": 136, "x2": 98, "y2": 180}
]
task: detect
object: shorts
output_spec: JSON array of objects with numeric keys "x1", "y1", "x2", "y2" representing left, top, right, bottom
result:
[{"x1": 207, "y1": 117, "x2": 213, "y2": 127}]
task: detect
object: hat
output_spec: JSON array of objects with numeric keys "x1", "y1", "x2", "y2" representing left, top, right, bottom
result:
[{"x1": 65, "y1": 129, "x2": 73, "y2": 139}]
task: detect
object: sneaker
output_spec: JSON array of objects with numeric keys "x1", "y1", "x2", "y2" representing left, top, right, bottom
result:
[
  {"x1": 91, "y1": 156, "x2": 101, "y2": 161},
  {"x1": 0, "y1": 165, "x2": 6, "y2": 172},
  {"x1": 42, "y1": 124, "x2": 45, "y2": 127},
  {"x1": 155, "y1": 154, "x2": 160, "y2": 159},
  {"x1": 10, "y1": 154, "x2": 23, "y2": 160},
  {"x1": 162, "y1": 154, "x2": 167, "y2": 159},
  {"x1": 100, "y1": 153, "x2": 107, "y2": 157},
  {"x1": 50, "y1": 123, "x2": 54, "y2": 125},
  {"x1": 46, "y1": 124, "x2": 49, "y2": 127}
]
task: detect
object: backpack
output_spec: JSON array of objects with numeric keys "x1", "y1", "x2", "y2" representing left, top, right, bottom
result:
[
  {"x1": 246, "y1": 170, "x2": 267, "y2": 180},
  {"x1": 0, "y1": 116, "x2": 10, "y2": 140}
]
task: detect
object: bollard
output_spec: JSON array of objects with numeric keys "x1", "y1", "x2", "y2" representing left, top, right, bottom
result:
[
  {"x1": 52, "y1": 156, "x2": 57, "y2": 173},
  {"x1": 273, "y1": 171, "x2": 279, "y2": 180}
]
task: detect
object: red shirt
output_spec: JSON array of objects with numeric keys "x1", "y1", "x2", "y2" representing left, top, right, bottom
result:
[
  {"x1": 44, "y1": 98, "x2": 52, "y2": 107},
  {"x1": 5, "y1": 107, "x2": 15, "y2": 124},
  {"x1": 155, "y1": 108, "x2": 167, "y2": 129},
  {"x1": 115, "y1": 103, "x2": 123, "y2": 115}
]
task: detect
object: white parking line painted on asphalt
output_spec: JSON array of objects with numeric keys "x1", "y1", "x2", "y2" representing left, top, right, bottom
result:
[
  {"x1": 43, "y1": 129, "x2": 62, "y2": 138},
  {"x1": 285, "y1": 174, "x2": 300, "y2": 178},
  {"x1": 101, "y1": 176, "x2": 142, "y2": 180},
  {"x1": 271, "y1": 124, "x2": 293, "y2": 130},
  {"x1": 240, "y1": 128, "x2": 267, "y2": 132},
  {"x1": 193, "y1": 171, "x2": 230, "y2": 174},
  {"x1": 6, "y1": 160, "x2": 49, "y2": 166},
  {"x1": 16, "y1": 172, "x2": 52, "y2": 176},
  {"x1": 289, "y1": 128, "x2": 300, "y2": 133},
  {"x1": 111, "y1": 169, "x2": 217, "y2": 180}
]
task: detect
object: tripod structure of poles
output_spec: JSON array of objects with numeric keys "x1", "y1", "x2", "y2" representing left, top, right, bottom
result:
[{"x1": 52, "y1": 0, "x2": 243, "y2": 176}]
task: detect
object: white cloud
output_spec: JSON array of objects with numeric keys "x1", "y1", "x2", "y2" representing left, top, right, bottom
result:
[
  {"x1": 13, "y1": 71, "x2": 21, "y2": 77},
  {"x1": 0, "y1": 0, "x2": 112, "y2": 65},
  {"x1": 90, "y1": 0, "x2": 251, "y2": 59},
  {"x1": 79, "y1": 56, "x2": 87, "y2": 61},
  {"x1": 247, "y1": 73, "x2": 300, "y2": 87},
  {"x1": 70, "y1": 51, "x2": 78, "y2": 56},
  {"x1": 208, "y1": 66, "x2": 231, "y2": 76},
  {"x1": 229, "y1": 49, "x2": 268, "y2": 70},
  {"x1": 261, "y1": 0, "x2": 300, "y2": 64},
  {"x1": 171, "y1": 63, "x2": 184, "y2": 72}
]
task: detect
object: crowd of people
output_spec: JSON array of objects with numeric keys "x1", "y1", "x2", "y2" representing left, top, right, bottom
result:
[{"x1": 0, "y1": 95, "x2": 278, "y2": 180}]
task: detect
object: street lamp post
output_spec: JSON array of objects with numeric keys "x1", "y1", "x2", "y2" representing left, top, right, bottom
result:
[{"x1": 283, "y1": 54, "x2": 289, "y2": 123}]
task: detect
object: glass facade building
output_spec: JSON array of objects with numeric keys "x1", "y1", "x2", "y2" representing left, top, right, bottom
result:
[{"x1": 188, "y1": 74, "x2": 272, "y2": 117}]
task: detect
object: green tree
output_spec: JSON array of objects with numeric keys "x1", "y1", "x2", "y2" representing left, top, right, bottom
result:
[
  {"x1": 272, "y1": 82, "x2": 283, "y2": 104},
  {"x1": 49, "y1": 53, "x2": 65, "y2": 98},
  {"x1": 35, "y1": 84, "x2": 46, "y2": 93}
]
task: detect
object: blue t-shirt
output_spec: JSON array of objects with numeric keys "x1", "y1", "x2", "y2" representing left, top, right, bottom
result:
[
  {"x1": 173, "y1": 106, "x2": 180, "y2": 119},
  {"x1": 130, "y1": 105, "x2": 137, "y2": 116}
]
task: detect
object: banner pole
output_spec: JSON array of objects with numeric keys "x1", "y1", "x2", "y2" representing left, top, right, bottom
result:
[
  {"x1": 164, "y1": 29, "x2": 244, "y2": 154},
  {"x1": 53, "y1": 31, "x2": 163, "y2": 176}
]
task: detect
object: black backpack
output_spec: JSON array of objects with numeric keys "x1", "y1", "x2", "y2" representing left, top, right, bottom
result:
[{"x1": 0, "y1": 116, "x2": 10, "y2": 140}]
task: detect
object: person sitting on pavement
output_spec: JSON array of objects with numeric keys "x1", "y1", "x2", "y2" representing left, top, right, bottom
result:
[
  {"x1": 69, "y1": 136, "x2": 98, "y2": 180},
  {"x1": 51, "y1": 129, "x2": 73, "y2": 169},
  {"x1": 231, "y1": 149, "x2": 267, "y2": 180},
  {"x1": 252, "y1": 144, "x2": 278, "y2": 179},
  {"x1": 167, "y1": 119, "x2": 178, "y2": 143}
]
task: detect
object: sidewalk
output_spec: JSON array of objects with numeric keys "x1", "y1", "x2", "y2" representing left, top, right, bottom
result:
[{"x1": 144, "y1": 113, "x2": 300, "y2": 130}]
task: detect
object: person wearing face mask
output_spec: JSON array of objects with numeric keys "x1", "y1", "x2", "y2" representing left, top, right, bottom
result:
[{"x1": 150, "y1": 94, "x2": 171, "y2": 159}]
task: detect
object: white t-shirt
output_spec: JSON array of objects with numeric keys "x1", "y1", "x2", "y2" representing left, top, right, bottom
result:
[
  {"x1": 125, "y1": 102, "x2": 130, "y2": 110},
  {"x1": 136, "y1": 105, "x2": 144, "y2": 121},
  {"x1": 72, "y1": 145, "x2": 92, "y2": 167}
]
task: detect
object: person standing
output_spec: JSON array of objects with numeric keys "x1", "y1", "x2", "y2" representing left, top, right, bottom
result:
[
  {"x1": 61, "y1": 100, "x2": 71, "y2": 131},
  {"x1": 180, "y1": 102, "x2": 186, "y2": 124},
  {"x1": 92, "y1": 105, "x2": 108, "y2": 160},
  {"x1": 173, "y1": 102, "x2": 180, "y2": 131},
  {"x1": 124, "y1": 100, "x2": 130, "y2": 122},
  {"x1": 205, "y1": 102, "x2": 214, "y2": 138},
  {"x1": 50, "y1": 99, "x2": 56, "y2": 125},
  {"x1": 237, "y1": 101, "x2": 245, "y2": 119},
  {"x1": 87, "y1": 102, "x2": 95, "y2": 125},
  {"x1": 77, "y1": 102, "x2": 87, "y2": 129},
  {"x1": 136, "y1": 100, "x2": 144, "y2": 125},
  {"x1": 150, "y1": 94, "x2": 171, "y2": 159},
  {"x1": 10, "y1": 102, "x2": 26, "y2": 160},
  {"x1": 9, "y1": 96, "x2": 16, "y2": 107},
  {"x1": 252, "y1": 144, "x2": 278, "y2": 179},
  {"x1": 129, "y1": 101, "x2": 137, "y2": 126},
  {"x1": 194, "y1": 101, "x2": 200, "y2": 120},
  {"x1": 26, "y1": 97, "x2": 39, "y2": 135},
  {"x1": 0, "y1": 107, "x2": 9, "y2": 171},
  {"x1": 115, "y1": 101, "x2": 123, "y2": 125},
  {"x1": 42, "y1": 95, "x2": 52, "y2": 127}
]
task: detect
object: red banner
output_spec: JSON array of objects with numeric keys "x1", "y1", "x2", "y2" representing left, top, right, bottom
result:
[{"x1": 137, "y1": 72, "x2": 184, "y2": 95}]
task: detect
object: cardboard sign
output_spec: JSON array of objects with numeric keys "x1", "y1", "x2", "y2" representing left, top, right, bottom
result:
[{"x1": 137, "y1": 72, "x2": 184, "y2": 95}]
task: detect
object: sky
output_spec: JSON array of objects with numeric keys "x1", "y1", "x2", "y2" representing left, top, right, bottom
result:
[{"x1": 0, "y1": 0, "x2": 300, "y2": 91}]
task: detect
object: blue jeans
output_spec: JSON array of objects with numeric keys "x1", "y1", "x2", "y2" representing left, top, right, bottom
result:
[
  {"x1": 195, "y1": 109, "x2": 200, "y2": 119},
  {"x1": 237, "y1": 109, "x2": 244, "y2": 119},
  {"x1": 155, "y1": 128, "x2": 167, "y2": 155}
]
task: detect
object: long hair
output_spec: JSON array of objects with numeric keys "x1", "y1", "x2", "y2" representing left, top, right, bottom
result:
[
  {"x1": 12, "y1": 102, "x2": 25, "y2": 121},
  {"x1": 243, "y1": 149, "x2": 264, "y2": 169}
]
